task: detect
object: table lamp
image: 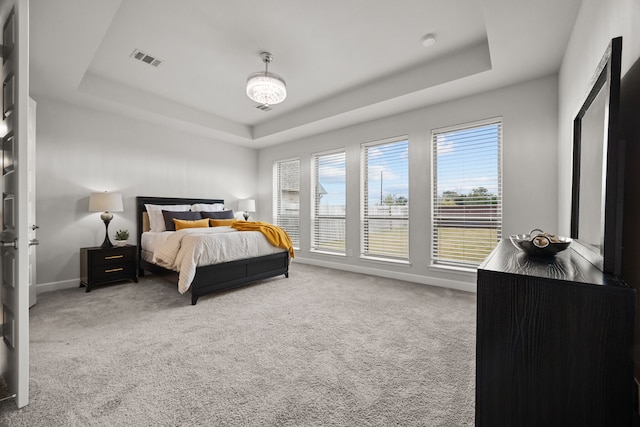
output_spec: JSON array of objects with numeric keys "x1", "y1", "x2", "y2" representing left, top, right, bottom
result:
[
  {"x1": 89, "y1": 192, "x2": 123, "y2": 248},
  {"x1": 237, "y1": 199, "x2": 256, "y2": 221}
]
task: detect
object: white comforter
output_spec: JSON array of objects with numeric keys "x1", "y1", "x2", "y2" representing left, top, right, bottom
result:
[{"x1": 152, "y1": 227, "x2": 285, "y2": 293}]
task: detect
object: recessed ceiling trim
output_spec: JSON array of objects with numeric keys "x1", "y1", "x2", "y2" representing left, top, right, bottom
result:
[
  {"x1": 78, "y1": 72, "x2": 252, "y2": 141},
  {"x1": 252, "y1": 39, "x2": 492, "y2": 140}
]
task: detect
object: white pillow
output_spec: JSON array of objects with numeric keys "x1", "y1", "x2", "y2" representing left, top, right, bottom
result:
[
  {"x1": 191, "y1": 203, "x2": 225, "y2": 212},
  {"x1": 145, "y1": 204, "x2": 191, "y2": 232}
]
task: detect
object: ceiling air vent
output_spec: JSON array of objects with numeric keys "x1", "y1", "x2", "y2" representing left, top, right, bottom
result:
[
  {"x1": 256, "y1": 104, "x2": 272, "y2": 112},
  {"x1": 130, "y1": 49, "x2": 163, "y2": 67}
]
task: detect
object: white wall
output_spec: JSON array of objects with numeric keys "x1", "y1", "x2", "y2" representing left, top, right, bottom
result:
[
  {"x1": 558, "y1": 0, "x2": 640, "y2": 234},
  {"x1": 34, "y1": 74, "x2": 560, "y2": 294},
  {"x1": 35, "y1": 97, "x2": 258, "y2": 291},
  {"x1": 258, "y1": 75, "x2": 559, "y2": 292}
]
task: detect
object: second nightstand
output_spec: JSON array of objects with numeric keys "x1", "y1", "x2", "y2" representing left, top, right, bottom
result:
[{"x1": 80, "y1": 245, "x2": 138, "y2": 292}]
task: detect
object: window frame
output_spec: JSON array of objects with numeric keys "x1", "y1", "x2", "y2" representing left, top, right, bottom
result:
[
  {"x1": 360, "y1": 136, "x2": 410, "y2": 263},
  {"x1": 430, "y1": 117, "x2": 503, "y2": 269},
  {"x1": 310, "y1": 149, "x2": 347, "y2": 255},
  {"x1": 273, "y1": 157, "x2": 301, "y2": 250}
]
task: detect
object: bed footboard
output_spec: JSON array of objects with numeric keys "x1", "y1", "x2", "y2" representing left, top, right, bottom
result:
[{"x1": 189, "y1": 252, "x2": 289, "y2": 305}]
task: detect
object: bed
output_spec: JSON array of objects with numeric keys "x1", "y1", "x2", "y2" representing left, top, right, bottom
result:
[{"x1": 136, "y1": 196, "x2": 290, "y2": 305}]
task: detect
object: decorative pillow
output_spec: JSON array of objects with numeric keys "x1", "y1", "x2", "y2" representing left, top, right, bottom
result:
[
  {"x1": 145, "y1": 204, "x2": 191, "y2": 232},
  {"x1": 173, "y1": 218, "x2": 210, "y2": 230},
  {"x1": 191, "y1": 203, "x2": 225, "y2": 212},
  {"x1": 200, "y1": 210, "x2": 235, "y2": 220},
  {"x1": 209, "y1": 219, "x2": 237, "y2": 227},
  {"x1": 162, "y1": 210, "x2": 202, "y2": 231}
]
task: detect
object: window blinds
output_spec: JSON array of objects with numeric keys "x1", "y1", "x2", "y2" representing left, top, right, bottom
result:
[
  {"x1": 432, "y1": 120, "x2": 502, "y2": 267},
  {"x1": 311, "y1": 150, "x2": 346, "y2": 253},
  {"x1": 361, "y1": 138, "x2": 409, "y2": 260},
  {"x1": 273, "y1": 159, "x2": 300, "y2": 248}
]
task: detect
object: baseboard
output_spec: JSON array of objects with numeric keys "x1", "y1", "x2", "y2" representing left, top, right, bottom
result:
[
  {"x1": 38, "y1": 261, "x2": 477, "y2": 295},
  {"x1": 292, "y1": 257, "x2": 477, "y2": 293},
  {"x1": 36, "y1": 278, "x2": 79, "y2": 294}
]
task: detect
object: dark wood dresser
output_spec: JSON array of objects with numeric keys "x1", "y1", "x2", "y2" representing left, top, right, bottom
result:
[{"x1": 476, "y1": 239, "x2": 635, "y2": 426}]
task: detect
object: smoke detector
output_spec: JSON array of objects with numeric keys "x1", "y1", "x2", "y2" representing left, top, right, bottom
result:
[{"x1": 421, "y1": 34, "x2": 436, "y2": 47}]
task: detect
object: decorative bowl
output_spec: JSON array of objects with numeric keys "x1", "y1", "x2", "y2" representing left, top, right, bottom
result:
[{"x1": 509, "y1": 229, "x2": 572, "y2": 257}]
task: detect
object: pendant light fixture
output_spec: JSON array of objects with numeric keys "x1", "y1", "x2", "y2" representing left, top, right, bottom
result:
[{"x1": 246, "y1": 52, "x2": 287, "y2": 106}]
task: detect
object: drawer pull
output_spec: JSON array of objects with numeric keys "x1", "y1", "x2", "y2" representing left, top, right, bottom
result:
[
  {"x1": 104, "y1": 267, "x2": 124, "y2": 273},
  {"x1": 104, "y1": 255, "x2": 124, "y2": 260}
]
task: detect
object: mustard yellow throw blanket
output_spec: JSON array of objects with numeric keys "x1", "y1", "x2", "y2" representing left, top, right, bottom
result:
[{"x1": 231, "y1": 221, "x2": 295, "y2": 259}]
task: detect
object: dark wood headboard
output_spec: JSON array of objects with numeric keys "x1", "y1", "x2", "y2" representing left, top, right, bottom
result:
[{"x1": 135, "y1": 196, "x2": 225, "y2": 260}]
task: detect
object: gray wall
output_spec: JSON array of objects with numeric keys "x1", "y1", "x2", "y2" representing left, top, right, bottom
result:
[
  {"x1": 257, "y1": 75, "x2": 559, "y2": 292},
  {"x1": 35, "y1": 98, "x2": 259, "y2": 291},
  {"x1": 557, "y1": 0, "x2": 640, "y2": 235}
]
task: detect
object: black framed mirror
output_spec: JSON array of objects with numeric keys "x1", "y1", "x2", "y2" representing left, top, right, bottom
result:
[{"x1": 571, "y1": 36, "x2": 623, "y2": 275}]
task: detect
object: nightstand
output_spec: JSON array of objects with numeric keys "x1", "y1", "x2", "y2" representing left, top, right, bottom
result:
[{"x1": 80, "y1": 245, "x2": 138, "y2": 292}]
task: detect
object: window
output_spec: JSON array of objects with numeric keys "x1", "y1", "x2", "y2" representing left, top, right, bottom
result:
[
  {"x1": 432, "y1": 119, "x2": 502, "y2": 267},
  {"x1": 273, "y1": 159, "x2": 300, "y2": 248},
  {"x1": 311, "y1": 150, "x2": 346, "y2": 254},
  {"x1": 361, "y1": 137, "x2": 409, "y2": 260}
]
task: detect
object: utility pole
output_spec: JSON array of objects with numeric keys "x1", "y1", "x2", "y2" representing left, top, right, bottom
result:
[{"x1": 380, "y1": 171, "x2": 383, "y2": 204}]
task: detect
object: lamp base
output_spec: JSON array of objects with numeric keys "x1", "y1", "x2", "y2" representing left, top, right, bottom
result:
[
  {"x1": 243, "y1": 212, "x2": 250, "y2": 221},
  {"x1": 100, "y1": 212, "x2": 114, "y2": 248},
  {"x1": 100, "y1": 236, "x2": 113, "y2": 248}
]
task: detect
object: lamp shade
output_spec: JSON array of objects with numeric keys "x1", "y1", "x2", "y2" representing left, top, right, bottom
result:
[
  {"x1": 89, "y1": 192, "x2": 123, "y2": 212},
  {"x1": 237, "y1": 199, "x2": 256, "y2": 213}
]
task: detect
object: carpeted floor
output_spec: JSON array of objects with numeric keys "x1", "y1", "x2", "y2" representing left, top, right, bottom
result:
[{"x1": 0, "y1": 263, "x2": 477, "y2": 426}]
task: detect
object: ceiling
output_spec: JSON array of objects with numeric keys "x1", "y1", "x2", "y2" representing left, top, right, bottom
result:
[{"x1": 30, "y1": 0, "x2": 582, "y2": 148}]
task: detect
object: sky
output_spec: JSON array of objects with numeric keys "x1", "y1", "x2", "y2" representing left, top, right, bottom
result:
[
  {"x1": 364, "y1": 140, "x2": 409, "y2": 205},
  {"x1": 316, "y1": 140, "x2": 409, "y2": 207},
  {"x1": 315, "y1": 123, "x2": 499, "y2": 207},
  {"x1": 315, "y1": 152, "x2": 347, "y2": 207},
  {"x1": 435, "y1": 123, "x2": 500, "y2": 197}
]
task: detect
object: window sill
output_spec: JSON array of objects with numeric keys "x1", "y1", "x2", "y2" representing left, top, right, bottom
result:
[
  {"x1": 359, "y1": 256, "x2": 411, "y2": 267},
  {"x1": 310, "y1": 250, "x2": 346, "y2": 257},
  {"x1": 429, "y1": 263, "x2": 477, "y2": 275}
]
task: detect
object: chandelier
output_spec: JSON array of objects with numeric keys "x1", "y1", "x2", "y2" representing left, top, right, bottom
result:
[{"x1": 246, "y1": 52, "x2": 287, "y2": 106}]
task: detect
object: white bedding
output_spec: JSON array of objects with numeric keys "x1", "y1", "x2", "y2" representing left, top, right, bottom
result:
[
  {"x1": 148, "y1": 227, "x2": 285, "y2": 293},
  {"x1": 141, "y1": 231, "x2": 172, "y2": 254}
]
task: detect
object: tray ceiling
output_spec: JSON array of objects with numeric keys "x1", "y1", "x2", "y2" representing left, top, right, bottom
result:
[{"x1": 30, "y1": 0, "x2": 582, "y2": 148}]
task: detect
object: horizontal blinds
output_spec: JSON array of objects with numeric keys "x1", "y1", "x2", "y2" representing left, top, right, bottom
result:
[
  {"x1": 361, "y1": 138, "x2": 409, "y2": 260},
  {"x1": 273, "y1": 159, "x2": 300, "y2": 248},
  {"x1": 432, "y1": 120, "x2": 502, "y2": 267},
  {"x1": 312, "y1": 151, "x2": 346, "y2": 253}
]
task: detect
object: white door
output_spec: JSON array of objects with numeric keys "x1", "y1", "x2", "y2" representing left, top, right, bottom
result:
[
  {"x1": 1, "y1": 0, "x2": 30, "y2": 409},
  {"x1": 28, "y1": 97, "x2": 36, "y2": 308}
]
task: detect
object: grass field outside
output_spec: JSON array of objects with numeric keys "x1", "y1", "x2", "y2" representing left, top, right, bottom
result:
[
  {"x1": 314, "y1": 239, "x2": 345, "y2": 252},
  {"x1": 312, "y1": 224, "x2": 498, "y2": 264},
  {"x1": 435, "y1": 227, "x2": 499, "y2": 264},
  {"x1": 365, "y1": 228, "x2": 409, "y2": 259},
  {"x1": 313, "y1": 217, "x2": 346, "y2": 252}
]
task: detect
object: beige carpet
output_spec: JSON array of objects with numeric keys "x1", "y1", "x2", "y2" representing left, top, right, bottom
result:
[{"x1": 0, "y1": 263, "x2": 476, "y2": 426}]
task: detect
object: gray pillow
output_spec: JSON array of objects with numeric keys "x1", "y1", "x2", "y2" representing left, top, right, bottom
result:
[
  {"x1": 162, "y1": 210, "x2": 202, "y2": 231},
  {"x1": 200, "y1": 210, "x2": 235, "y2": 220}
]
